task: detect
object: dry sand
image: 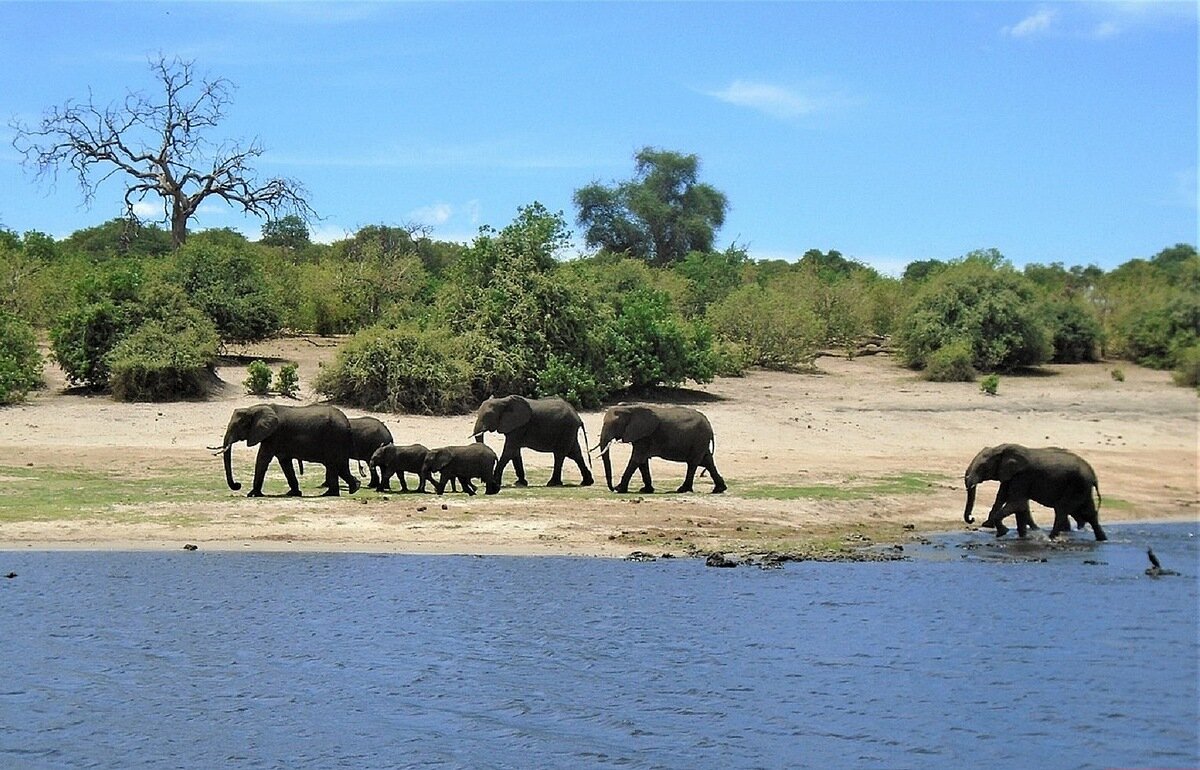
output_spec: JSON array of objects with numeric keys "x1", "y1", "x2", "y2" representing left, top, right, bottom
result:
[{"x1": 1, "y1": 335, "x2": 1195, "y2": 557}]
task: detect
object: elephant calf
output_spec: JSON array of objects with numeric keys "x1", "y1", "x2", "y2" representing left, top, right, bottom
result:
[
  {"x1": 964, "y1": 444, "x2": 1106, "y2": 541},
  {"x1": 422, "y1": 444, "x2": 500, "y2": 496},
  {"x1": 369, "y1": 443, "x2": 434, "y2": 493}
]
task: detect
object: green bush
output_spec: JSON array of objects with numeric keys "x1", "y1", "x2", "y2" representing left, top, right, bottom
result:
[
  {"x1": 707, "y1": 284, "x2": 822, "y2": 370},
  {"x1": 170, "y1": 241, "x2": 281, "y2": 342},
  {"x1": 315, "y1": 324, "x2": 475, "y2": 414},
  {"x1": 0, "y1": 312, "x2": 43, "y2": 403},
  {"x1": 923, "y1": 339, "x2": 977, "y2": 382},
  {"x1": 980, "y1": 373, "x2": 1000, "y2": 395},
  {"x1": 1111, "y1": 368, "x2": 1125, "y2": 382},
  {"x1": 51, "y1": 300, "x2": 131, "y2": 388},
  {"x1": 1172, "y1": 344, "x2": 1200, "y2": 389},
  {"x1": 244, "y1": 360, "x2": 273, "y2": 396},
  {"x1": 107, "y1": 316, "x2": 220, "y2": 401},
  {"x1": 1042, "y1": 298, "x2": 1102, "y2": 363},
  {"x1": 276, "y1": 362, "x2": 300, "y2": 398},
  {"x1": 897, "y1": 259, "x2": 1052, "y2": 372}
]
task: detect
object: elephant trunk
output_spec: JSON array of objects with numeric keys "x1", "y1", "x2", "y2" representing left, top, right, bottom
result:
[
  {"x1": 223, "y1": 446, "x2": 241, "y2": 491},
  {"x1": 963, "y1": 481, "x2": 977, "y2": 524},
  {"x1": 471, "y1": 415, "x2": 488, "y2": 443}
]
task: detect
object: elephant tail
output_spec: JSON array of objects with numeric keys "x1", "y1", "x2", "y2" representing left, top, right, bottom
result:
[{"x1": 580, "y1": 423, "x2": 592, "y2": 468}]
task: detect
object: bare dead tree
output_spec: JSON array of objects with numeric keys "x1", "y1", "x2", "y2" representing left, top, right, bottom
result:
[{"x1": 11, "y1": 55, "x2": 316, "y2": 248}]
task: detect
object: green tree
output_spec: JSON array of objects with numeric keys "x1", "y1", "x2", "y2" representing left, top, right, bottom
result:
[
  {"x1": 61, "y1": 218, "x2": 173, "y2": 260},
  {"x1": 896, "y1": 258, "x2": 1052, "y2": 372},
  {"x1": 169, "y1": 240, "x2": 281, "y2": 342},
  {"x1": 574, "y1": 147, "x2": 728, "y2": 266},
  {"x1": 260, "y1": 214, "x2": 311, "y2": 250}
]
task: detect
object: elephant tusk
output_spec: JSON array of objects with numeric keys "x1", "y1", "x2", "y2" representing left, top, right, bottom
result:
[
  {"x1": 598, "y1": 440, "x2": 617, "y2": 456},
  {"x1": 468, "y1": 431, "x2": 486, "y2": 440},
  {"x1": 208, "y1": 444, "x2": 231, "y2": 456}
]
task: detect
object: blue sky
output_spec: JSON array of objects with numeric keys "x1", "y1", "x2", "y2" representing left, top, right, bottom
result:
[{"x1": 0, "y1": 1, "x2": 1195, "y2": 274}]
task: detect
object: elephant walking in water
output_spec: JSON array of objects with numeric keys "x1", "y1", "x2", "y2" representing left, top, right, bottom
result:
[
  {"x1": 471, "y1": 395, "x2": 593, "y2": 488},
  {"x1": 963, "y1": 444, "x2": 1106, "y2": 541},
  {"x1": 598, "y1": 404, "x2": 726, "y2": 494},
  {"x1": 213, "y1": 404, "x2": 360, "y2": 497}
]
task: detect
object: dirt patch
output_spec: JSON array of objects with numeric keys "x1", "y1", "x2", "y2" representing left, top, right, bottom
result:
[{"x1": 1, "y1": 336, "x2": 1195, "y2": 557}]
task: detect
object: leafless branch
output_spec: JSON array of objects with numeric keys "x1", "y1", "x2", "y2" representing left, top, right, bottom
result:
[{"x1": 10, "y1": 54, "x2": 315, "y2": 247}]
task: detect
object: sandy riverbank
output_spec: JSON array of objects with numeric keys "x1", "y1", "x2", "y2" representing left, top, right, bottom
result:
[{"x1": 1, "y1": 336, "x2": 1195, "y2": 558}]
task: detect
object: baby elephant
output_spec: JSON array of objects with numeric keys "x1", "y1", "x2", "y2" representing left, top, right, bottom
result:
[
  {"x1": 422, "y1": 444, "x2": 500, "y2": 496},
  {"x1": 963, "y1": 444, "x2": 1106, "y2": 541},
  {"x1": 369, "y1": 443, "x2": 434, "y2": 493}
]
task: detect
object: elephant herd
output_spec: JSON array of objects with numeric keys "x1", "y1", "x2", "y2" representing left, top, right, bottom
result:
[
  {"x1": 214, "y1": 398, "x2": 1106, "y2": 542},
  {"x1": 213, "y1": 396, "x2": 726, "y2": 500}
]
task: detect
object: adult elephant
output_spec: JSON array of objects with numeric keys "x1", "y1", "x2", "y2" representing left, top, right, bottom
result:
[
  {"x1": 963, "y1": 444, "x2": 1106, "y2": 541},
  {"x1": 349, "y1": 416, "x2": 393, "y2": 490},
  {"x1": 213, "y1": 404, "x2": 359, "y2": 497},
  {"x1": 597, "y1": 404, "x2": 726, "y2": 494},
  {"x1": 471, "y1": 395, "x2": 593, "y2": 488},
  {"x1": 422, "y1": 444, "x2": 500, "y2": 496}
]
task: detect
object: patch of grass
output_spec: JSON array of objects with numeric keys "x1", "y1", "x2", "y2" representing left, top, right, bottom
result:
[
  {"x1": 0, "y1": 464, "x2": 221, "y2": 523},
  {"x1": 737, "y1": 472, "x2": 942, "y2": 501},
  {"x1": 1099, "y1": 497, "x2": 1134, "y2": 512}
]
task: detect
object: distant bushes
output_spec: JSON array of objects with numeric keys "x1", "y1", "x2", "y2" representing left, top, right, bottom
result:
[
  {"x1": 315, "y1": 324, "x2": 475, "y2": 414},
  {"x1": 170, "y1": 239, "x2": 281, "y2": 343},
  {"x1": 105, "y1": 285, "x2": 220, "y2": 402},
  {"x1": 49, "y1": 264, "x2": 220, "y2": 400},
  {"x1": 0, "y1": 312, "x2": 42, "y2": 403},
  {"x1": 4, "y1": 212, "x2": 1196, "y2": 404},
  {"x1": 897, "y1": 259, "x2": 1052, "y2": 374}
]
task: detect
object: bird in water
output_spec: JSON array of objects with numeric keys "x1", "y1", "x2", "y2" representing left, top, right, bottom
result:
[{"x1": 1145, "y1": 548, "x2": 1179, "y2": 577}]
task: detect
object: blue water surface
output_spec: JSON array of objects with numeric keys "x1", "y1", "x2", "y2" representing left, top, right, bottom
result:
[{"x1": 1, "y1": 522, "x2": 1196, "y2": 770}]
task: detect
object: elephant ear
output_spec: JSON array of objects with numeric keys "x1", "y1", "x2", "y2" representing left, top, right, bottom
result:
[
  {"x1": 497, "y1": 397, "x2": 533, "y2": 434},
  {"x1": 431, "y1": 449, "x2": 453, "y2": 472},
  {"x1": 996, "y1": 448, "x2": 1029, "y2": 481},
  {"x1": 624, "y1": 407, "x2": 660, "y2": 444},
  {"x1": 247, "y1": 407, "x2": 280, "y2": 447}
]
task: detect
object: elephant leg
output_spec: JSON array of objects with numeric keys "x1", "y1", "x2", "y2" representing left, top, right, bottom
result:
[
  {"x1": 704, "y1": 455, "x2": 727, "y2": 494},
  {"x1": 249, "y1": 448, "x2": 273, "y2": 497},
  {"x1": 321, "y1": 464, "x2": 341, "y2": 496},
  {"x1": 378, "y1": 469, "x2": 393, "y2": 492},
  {"x1": 547, "y1": 454, "x2": 566, "y2": 486},
  {"x1": 637, "y1": 460, "x2": 654, "y2": 495},
  {"x1": 396, "y1": 471, "x2": 408, "y2": 492},
  {"x1": 676, "y1": 464, "x2": 698, "y2": 494},
  {"x1": 568, "y1": 444, "x2": 594, "y2": 486},
  {"x1": 1048, "y1": 505, "x2": 1072, "y2": 539},
  {"x1": 511, "y1": 454, "x2": 528, "y2": 487},
  {"x1": 461, "y1": 476, "x2": 477, "y2": 496},
  {"x1": 615, "y1": 456, "x2": 639, "y2": 493},
  {"x1": 1012, "y1": 502, "x2": 1032, "y2": 538},
  {"x1": 279, "y1": 457, "x2": 302, "y2": 497},
  {"x1": 368, "y1": 462, "x2": 382, "y2": 490}
]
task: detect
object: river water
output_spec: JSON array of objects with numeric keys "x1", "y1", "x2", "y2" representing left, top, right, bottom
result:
[{"x1": 1, "y1": 523, "x2": 1196, "y2": 769}]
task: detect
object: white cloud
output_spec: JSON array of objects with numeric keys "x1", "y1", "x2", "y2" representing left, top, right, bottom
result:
[
  {"x1": 1004, "y1": 2, "x2": 1196, "y2": 41},
  {"x1": 408, "y1": 203, "x2": 453, "y2": 226},
  {"x1": 1004, "y1": 8, "x2": 1058, "y2": 38},
  {"x1": 130, "y1": 201, "x2": 161, "y2": 218},
  {"x1": 705, "y1": 80, "x2": 818, "y2": 119},
  {"x1": 310, "y1": 223, "x2": 353, "y2": 245}
]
